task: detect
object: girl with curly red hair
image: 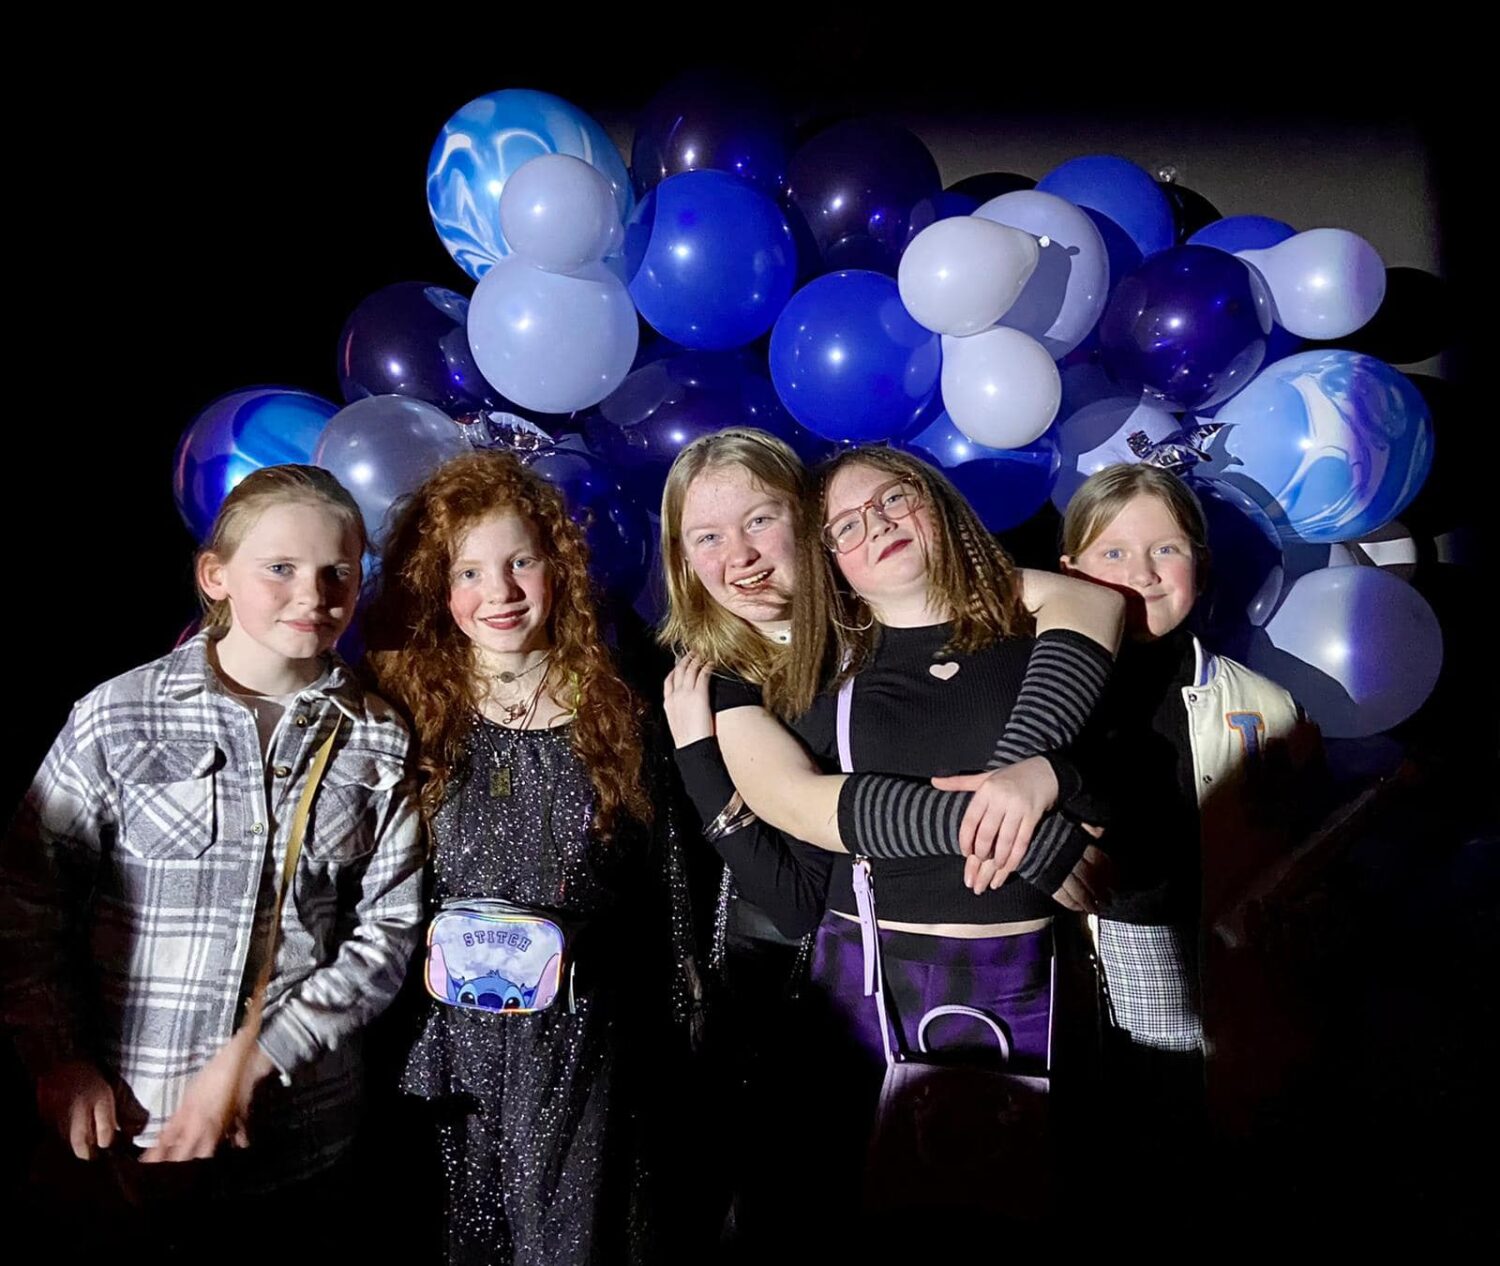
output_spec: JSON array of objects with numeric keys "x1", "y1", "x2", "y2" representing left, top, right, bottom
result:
[{"x1": 368, "y1": 450, "x2": 698, "y2": 1265}]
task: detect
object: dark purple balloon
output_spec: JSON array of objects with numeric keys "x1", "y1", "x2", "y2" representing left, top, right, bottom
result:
[
  {"x1": 945, "y1": 172, "x2": 1036, "y2": 202},
  {"x1": 585, "y1": 351, "x2": 823, "y2": 505},
  {"x1": 631, "y1": 71, "x2": 793, "y2": 197},
  {"x1": 904, "y1": 191, "x2": 980, "y2": 247},
  {"x1": 1098, "y1": 246, "x2": 1272, "y2": 412},
  {"x1": 337, "y1": 282, "x2": 500, "y2": 415},
  {"x1": 1158, "y1": 180, "x2": 1223, "y2": 243},
  {"x1": 520, "y1": 447, "x2": 652, "y2": 603},
  {"x1": 786, "y1": 120, "x2": 942, "y2": 276}
]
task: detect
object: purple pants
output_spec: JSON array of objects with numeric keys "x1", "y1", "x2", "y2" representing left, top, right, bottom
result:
[{"x1": 809, "y1": 913, "x2": 1055, "y2": 1080}]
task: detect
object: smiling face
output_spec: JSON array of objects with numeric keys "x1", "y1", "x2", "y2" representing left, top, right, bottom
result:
[
  {"x1": 447, "y1": 510, "x2": 554, "y2": 659},
  {"x1": 1063, "y1": 492, "x2": 1199, "y2": 640},
  {"x1": 823, "y1": 461, "x2": 937, "y2": 614},
  {"x1": 678, "y1": 463, "x2": 797, "y2": 627},
  {"x1": 196, "y1": 500, "x2": 362, "y2": 670}
]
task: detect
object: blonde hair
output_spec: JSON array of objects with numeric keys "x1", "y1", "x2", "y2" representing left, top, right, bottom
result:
[
  {"x1": 196, "y1": 464, "x2": 366, "y2": 634},
  {"x1": 658, "y1": 428, "x2": 808, "y2": 688},
  {"x1": 1061, "y1": 464, "x2": 1209, "y2": 574},
  {"x1": 765, "y1": 446, "x2": 1032, "y2": 721}
]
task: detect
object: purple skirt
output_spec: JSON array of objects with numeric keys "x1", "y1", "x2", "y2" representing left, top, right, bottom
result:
[{"x1": 809, "y1": 914, "x2": 1054, "y2": 1080}]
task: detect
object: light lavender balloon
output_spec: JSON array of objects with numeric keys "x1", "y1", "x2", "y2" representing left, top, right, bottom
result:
[
  {"x1": 499, "y1": 154, "x2": 624, "y2": 275},
  {"x1": 1236, "y1": 228, "x2": 1386, "y2": 340},
  {"x1": 898, "y1": 216, "x2": 1039, "y2": 336},
  {"x1": 1050, "y1": 394, "x2": 1181, "y2": 511},
  {"x1": 1246, "y1": 565, "x2": 1441, "y2": 738},
  {"x1": 467, "y1": 257, "x2": 639, "y2": 413},
  {"x1": 313, "y1": 395, "x2": 469, "y2": 546},
  {"x1": 941, "y1": 328, "x2": 1061, "y2": 449},
  {"x1": 974, "y1": 190, "x2": 1110, "y2": 358}
]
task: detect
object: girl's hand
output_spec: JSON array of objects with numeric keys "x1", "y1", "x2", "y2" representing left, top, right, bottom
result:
[
  {"x1": 932, "y1": 757, "x2": 1060, "y2": 893},
  {"x1": 140, "y1": 1026, "x2": 273, "y2": 1162},
  {"x1": 663, "y1": 655, "x2": 716, "y2": 750},
  {"x1": 36, "y1": 1060, "x2": 118, "y2": 1160}
]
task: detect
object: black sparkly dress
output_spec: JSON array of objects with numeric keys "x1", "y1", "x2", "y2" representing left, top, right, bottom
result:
[{"x1": 402, "y1": 719, "x2": 696, "y2": 1265}]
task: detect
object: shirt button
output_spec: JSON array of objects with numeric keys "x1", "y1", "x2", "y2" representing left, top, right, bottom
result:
[
  {"x1": 1202, "y1": 775, "x2": 1213, "y2": 785},
  {"x1": 294, "y1": 715, "x2": 309, "y2": 728},
  {"x1": 1187, "y1": 693, "x2": 1199, "y2": 704},
  {"x1": 250, "y1": 823, "x2": 265, "y2": 835},
  {"x1": 273, "y1": 765, "x2": 291, "y2": 778}
]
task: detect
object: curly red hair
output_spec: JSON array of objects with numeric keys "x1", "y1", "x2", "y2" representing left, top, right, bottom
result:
[{"x1": 367, "y1": 450, "x2": 650, "y2": 836}]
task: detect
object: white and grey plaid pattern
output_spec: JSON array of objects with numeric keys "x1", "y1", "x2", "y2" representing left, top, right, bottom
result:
[
  {"x1": 0, "y1": 633, "x2": 424, "y2": 1175},
  {"x1": 1096, "y1": 919, "x2": 1204, "y2": 1052}
]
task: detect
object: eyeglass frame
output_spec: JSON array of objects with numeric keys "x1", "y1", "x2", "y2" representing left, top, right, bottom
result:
[{"x1": 821, "y1": 478, "x2": 926, "y2": 554}]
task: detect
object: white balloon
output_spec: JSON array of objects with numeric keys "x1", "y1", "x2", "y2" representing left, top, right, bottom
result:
[
  {"x1": 468, "y1": 257, "x2": 638, "y2": 413},
  {"x1": 975, "y1": 190, "x2": 1111, "y2": 358},
  {"x1": 1236, "y1": 228, "x2": 1386, "y2": 339},
  {"x1": 898, "y1": 216, "x2": 1039, "y2": 336},
  {"x1": 499, "y1": 154, "x2": 623, "y2": 275},
  {"x1": 940, "y1": 328, "x2": 1061, "y2": 449}
]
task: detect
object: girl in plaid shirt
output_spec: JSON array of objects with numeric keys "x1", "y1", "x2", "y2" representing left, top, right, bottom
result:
[{"x1": 0, "y1": 465, "x2": 424, "y2": 1248}]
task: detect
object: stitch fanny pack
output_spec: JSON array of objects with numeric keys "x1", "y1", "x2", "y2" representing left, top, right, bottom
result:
[{"x1": 424, "y1": 899, "x2": 578, "y2": 1015}]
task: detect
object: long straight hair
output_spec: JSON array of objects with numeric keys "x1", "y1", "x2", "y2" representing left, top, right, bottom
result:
[{"x1": 657, "y1": 428, "x2": 808, "y2": 687}]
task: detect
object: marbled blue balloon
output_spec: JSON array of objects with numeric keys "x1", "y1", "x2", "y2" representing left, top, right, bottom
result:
[
  {"x1": 173, "y1": 387, "x2": 340, "y2": 540},
  {"x1": 427, "y1": 89, "x2": 633, "y2": 282},
  {"x1": 1205, "y1": 350, "x2": 1434, "y2": 545}
]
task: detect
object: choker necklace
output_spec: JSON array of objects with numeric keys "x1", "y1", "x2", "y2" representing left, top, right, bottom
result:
[{"x1": 486, "y1": 651, "x2": 552, "y2": 686}]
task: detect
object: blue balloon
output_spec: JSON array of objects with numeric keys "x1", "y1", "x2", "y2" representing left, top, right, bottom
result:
[
  {"x1": 1188, "y1": 215, "x2": 1296, "y2": 255},
  {"x1": 769, "y1": 270, "x2": 941, "y2": 443},
  {"x1": 631, "y1": 71, "x2": 792, "y2": 197},
  {"x1": 1189, "y1": 477, "x2": 1285, "y2": 644},
  {"x1": 585, "y1": 351, "x2": 820, "y2": 505},
  {"x1": 426, "y1": 89, "x2": 632, "y2": 282},
  {"x1": 1037, "y1": 155, "x2": 1176, "y2": 260},
  {"x1": 1099, "y1": 246, "x2": 1272, "y2": 412},
  {"x1": 338, "y1": 282, "x2": 500, "y2": 415},
  {"x1": 520, "y1": 447, "x2": 651, "y2": 602},
  {"x1": 173, "y1": 388, "x2": 340, "y2": 540},
  {"x1": 1203, "y1": 350, "x2": 1434, "y2": 545},
  {"x1": 904, "y1": 412, "x2": 1060, "y2": 533},
  {"x1": 625, "y1": 170, "x2": 797, "y2": 350}
]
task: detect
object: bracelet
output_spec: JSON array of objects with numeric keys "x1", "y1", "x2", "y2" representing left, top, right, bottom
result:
[{"x1": 703, "y1": 790, "x2": 758, "y2": 843}]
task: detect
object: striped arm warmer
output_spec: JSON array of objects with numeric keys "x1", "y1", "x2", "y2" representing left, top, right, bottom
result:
[{"x1": 840, "y1": 630, "x2": 1114, "y2": 892}]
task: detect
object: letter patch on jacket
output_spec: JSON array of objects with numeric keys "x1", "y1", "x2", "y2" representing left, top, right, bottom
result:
[{"x1": 1225, "y1": 711, "x2": 1265, "y2": 757}]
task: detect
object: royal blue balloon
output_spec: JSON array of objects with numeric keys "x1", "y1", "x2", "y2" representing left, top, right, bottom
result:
[
  {"x1": 338, "y1": 282, "x2": 500, "y2": 416},
  {"x1": 520, "y1": 447, "x2": 651, "y2": 602},
  {"x1": 1099, "y1": 246, "x2": 1272, "y2": 412},
  {"x1": 904, "y1": 412, "x2": 1060, "y2": 533},
  {"x1": 631, "y1": 72, "x2": 792, "y2": 197},
  {"x1": 586, "y1": 351, "x2": 818, "y2": 501},
  {"x1": 626, "y1": 170, "x2": 797, "y2": 351},
  {"x1": 426, "y1": 89, "x2": 632, "y2": 282},
  {"x1": 1189, "y1": 477, "x2": 1285, "y2": 644},
  {"x1": 1188, "y1": 215, "x2": 1296, "y2": 255},
  {"x1": 1037, "y1": 155, "x2": 1176, "y2": 260},
  {"x1": 769, "y1": 270, "x2": 941, "y2": 443},
  {"x1": 786, "y1": 120, "x2": 942, "y2": 276},
  {"x1": 1204, "y1": 350, "x2": 1434, "y2": 545},
  {"x1": 173, "y1": 388, "x2": 340, "y2": 540}
]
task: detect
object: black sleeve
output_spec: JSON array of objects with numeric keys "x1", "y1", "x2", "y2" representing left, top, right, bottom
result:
[
  {"x1": 991, "y1": 629, "x2": 1114, "y2": 767},
  {"x1": 674, "y1": 737, "x2": 829, "y2": 938},
  {"x1": 708, "y1": 673, "x2": 764, "y2": 714}
]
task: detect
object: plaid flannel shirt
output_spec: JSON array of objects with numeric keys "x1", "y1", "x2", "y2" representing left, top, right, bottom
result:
[{"x1": 0, "y1": 633, "x2": 424, "y2": 1178}]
